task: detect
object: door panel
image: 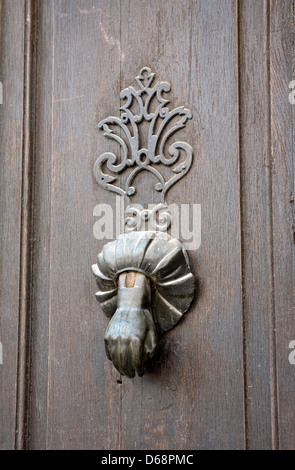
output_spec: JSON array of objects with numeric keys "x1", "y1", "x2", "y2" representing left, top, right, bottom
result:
[
  {"x1": 0, "y1": 0, "x2": 294, "y2": 450},
  {"x1": 30, "y1": 0, "x2": 122, "y2": 450},
  {"x1": 119, "y1": 0, "x2": 244, "y2": 450},
  {"x1": 0, "y1": 0, "x2": 25, "y2": 450},
  {"x1": 270, "y1": 0, "x2": 295, "y2": 450},
  {"x1": 238, "y1": 0, "x2": 274, "y2": 448}
]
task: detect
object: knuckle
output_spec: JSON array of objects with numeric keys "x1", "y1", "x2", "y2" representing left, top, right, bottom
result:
[
  {"x1": 105, "y1": 334, "x2": 119, "y2": 343},
  {"x1": 131, "y1": 335, "x2": 141, "y2": 346}
]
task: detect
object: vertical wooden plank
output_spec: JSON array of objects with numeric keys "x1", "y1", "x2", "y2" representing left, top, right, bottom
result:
[
  {"x1": 29, "y1": 0, "x2": 122, "y2": 449},
  {"x1": 238, "y1": 0, "x2": 274, "y2": 449},
  {"x1": 29, "y1": 0, "x2": 55, "y2": 449},
  {"x1": 270, "y1": 0, "x2": 295, "y2": 450},
  {"x1": 15, "y1": 0, "x2": 38, "y2": 449},
  {"x1": 0, "y1": 0, "x2": 25, "y2": 450},
  {"x1": 119, "y1": 0, "x2": 245, "y2": 450}
]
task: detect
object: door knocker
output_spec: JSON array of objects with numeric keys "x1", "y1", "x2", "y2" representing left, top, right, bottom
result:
[{"x1": 92, "y1": 67, "x2": 195, "y2": 377}]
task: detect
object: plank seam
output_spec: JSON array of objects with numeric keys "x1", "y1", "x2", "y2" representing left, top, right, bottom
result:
[
  {"x1": 267, "y1": 0, "x2": 279, "y2": 450},
  {"x1": 45, "y1": 0, "x2": 55, "y2": 450},
  {"x1": 119, "y1": 0, "x2": 123, "y2": 451},
  {"x1": 15, "y1": 0, "x2": 38, "y2": 450},
  {"x1": 236, "y1": 0, "x2": 248, "y2": 450}
]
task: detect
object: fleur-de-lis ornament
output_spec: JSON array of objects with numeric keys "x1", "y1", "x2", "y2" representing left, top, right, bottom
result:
[{"x1": 93, "y1": 67, "x2": 193, "y2": 231}]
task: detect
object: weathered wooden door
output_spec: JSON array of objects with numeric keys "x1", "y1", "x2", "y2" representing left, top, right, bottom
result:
[{"x1": 1, "y1": 0, "x2": 295, "y2": 450}]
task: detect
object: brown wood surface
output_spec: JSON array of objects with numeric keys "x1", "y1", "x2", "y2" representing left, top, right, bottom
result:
[
  {"x1": 29, "y1": 0, "x2": 122, "y2": 450},
  {"x1": 239, "y1": 0, "x2": 275, "y2": 449},
  {"x1": 120, "y1": 0, "x2": 245, "y2": 450},
  {"x1": 0, "y1": 0, "x2": 294, "y2": 450},
  {"x1": 0, "y1": 0, "x2": 26, "y2": 449},
  {"x1": 270, "y1": 0, "x2": 295, "y2": 450}
]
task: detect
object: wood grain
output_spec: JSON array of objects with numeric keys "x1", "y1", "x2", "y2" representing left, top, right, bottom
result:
[
  {"x1": 29, "y1": 0, "x2": 123, "y2": 449},
  {"x1": 270, "y1": 0, "x2": 295, "y2": 450},
  {"x1": 119, "y1": 0, "x2": 245, "y2": 450},
  {"x1": 1, "y1": 0, "x2": 294, "y2": 450},
  {"x1": 238, "y1": 0, "x2": 274, "y2": 449},
  {"x1": 0, "y1": 0, "x2": 26, "y2": 450}
]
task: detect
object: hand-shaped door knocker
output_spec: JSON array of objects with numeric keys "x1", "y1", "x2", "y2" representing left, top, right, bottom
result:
[{"x1": 92, "y1": 68, "x2": 195, "y2": 377}]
